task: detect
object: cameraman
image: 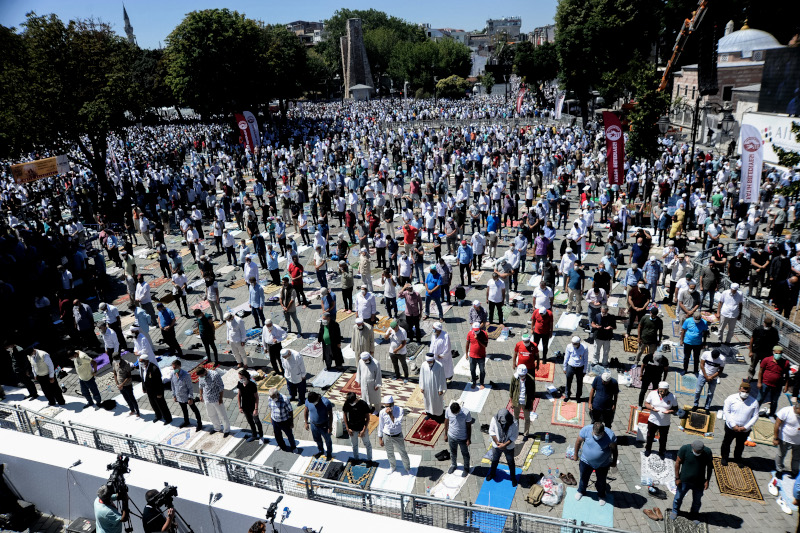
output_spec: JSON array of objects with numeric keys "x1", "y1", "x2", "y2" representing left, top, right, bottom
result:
[
  {"x1": 94, "y1": 485, "x2": 128, "y2": 533},
  {"x1": 142, "y1": 489, "x2": 175, "y2": 533}
]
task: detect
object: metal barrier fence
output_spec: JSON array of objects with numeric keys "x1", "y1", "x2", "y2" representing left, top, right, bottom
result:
[
  {"x1": 374, "y1": 114, "x2": 578, "y2": 130},
  {"x1": 0, "y1": 403, "x2": 634, "y2": 533},
  {"x1": 687, "y1": 238, "x2": 800, "y2": 365}
]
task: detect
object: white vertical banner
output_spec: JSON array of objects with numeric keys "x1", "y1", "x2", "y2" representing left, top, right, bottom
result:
[
  {"x1": 738, "y1": 123, "x2": 763, "y2": 204},
  {"x1": 555, "y1": 90, "x2": 566, "y2": 119},
  {"x1": 243, "y1": 111, "x2": 261, "y2": 148}
]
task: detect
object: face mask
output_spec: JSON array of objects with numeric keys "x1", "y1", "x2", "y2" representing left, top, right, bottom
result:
[
  {"x1": 638, "y1": 284, "x2": 645, "y2": 290},
  {"x1": 361, "y1": 289, "x2": 367, "y2": 295},
  {"x1": 524, "y1": 340, "x2": 531, "y2": 346},
  {"x1": 739, "y1": 392, "x2": 749, "y2": 399},
  {"x1": 322, "y1": 320, "x2": 329, "y2": 326},
  {"x1": 692, "y1": 450, "x2": 702, "y2": 457},
  {"x1": 774, "y1": 354, "x2": 783, "y2": 361},
  {"x1": 357, "y1": 325, "x2": 363, "y2": 330},
  {"x1": 239, "y1": 378, "x2": 248, "y2": 385}
]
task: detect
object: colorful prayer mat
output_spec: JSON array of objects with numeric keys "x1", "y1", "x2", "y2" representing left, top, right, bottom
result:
[
  {"x1": 675, "y1": 372, "x2": 704, "y2": 397},
  {"x1": 228, "y1": 279, "x2": 248, "y2": 290},
  {"x1": 486, "y1": 324, "x2": 504, "y2": 340},
  {"x1": 335, "y1": 373, "x2": 362, "y2": 395},
  {"x1": 700, "y1": 311, "x2": 719, "y2": 325},
  {"x1": 372, "y1": 315, "x2": 393, "y2": 336},
  {"x1": 505, "y1": 398, "x2": 539, "y2": 420},
  {"x1": 551, "y1": 399, "x2": 586, "y2": 428},
  {"x1": 183, "y1": 263, "x2": 199, "y2": 273},
  {"x1": 481, "y1": 436, "x2": 534, "y2": 468},
  {"x1": 299, "y1": 342, "x2": 323, "y2": 358},
  {"x1": 405, "y1": 386, "x2": 426, "y2": 412},
  {"x1": 534, "y1": 362, "x2": 555, "y2": 382},
  {"x1": 149, "y1": 277, "x2": 169, "y2": 289},
  {"x1": 750, "y1": 417, "x2": 776, "y2": 446},
  {"x1": 337, "y1": 459, "x2": 377, "y2": 495},
  {"x1": 367, "y1": 414, "x2": 379, "y2": 434},
  {"x1": 471, "y1": 270, "x2": 485, "y2": 283},
  {"x1": 190, "y1": 300, "x2": 210, "y2": 311},
  {"x1": 304, "y1": 457, "x2": 334, "y2": 479},
  {"x1": 640, "y1": 451, "x2": 677, "y2": 495},
  {"x1": 183, "y1": 431, "x2": 232, "y2": 457},
  {"x1": 712, "y1": 457, "x2": 764, "y2": 501},
  {"x1": 189, "y1": 362, "x2": 218, "y2": 383},
  {"x1": 113, "y1": 294, "x2": 131, "y2": 306},
  {"x1": 662, "y1": 305, "x2": 676, "y2": 319},
  {"x1": 264, "y1": 284, "x2": 282, "y2": 295},
  {"x1": 325, "y1": 375, "x2": 421, "y2": 413},
  {"x1": 679, "y1": 405, "x2": 714, "y2": 437},
  {"x1": 626, "y1": 405, "x2": 652, "y2": 436},
  {"x1": 405, "y1": 416, "x2": 444, "y2": 447},
  {"x1": 256, "y1": 371, "x2": 287, "y2": 393},
  {"x1": 179, "y1": 248, "x2": 192, "y2": 257},
  {"x1": 142, "y1": 262, "x2": 158, "y2": 270},
  {"x1": 623, "y1": 336, "x2": 639, "y2": 353},
  {"x1": 336, "y1": 309, "x2": 356, "y2": 323}
]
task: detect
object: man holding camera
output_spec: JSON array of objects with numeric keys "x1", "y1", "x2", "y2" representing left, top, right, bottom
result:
[
  {"x1": 142, "y1": 489, "x2": 175, "y2": 533},
  {"x1": 94, "y1": 485, "x2": 128, "y2": 533}
]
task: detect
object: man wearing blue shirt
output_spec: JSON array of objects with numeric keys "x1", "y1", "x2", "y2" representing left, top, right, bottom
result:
[
  {"x1": 680, "y1": 312, "x2": 709, "y2": 374},
  {"x1": 304, "y1": 391, "x2": 334, "y2": 460},
  {"x1": 249, "y1": 279, "x2": 265, "y2": 328},
  {"x1": 457, "y1": 240, "x2": 474, "y2": 286},
  {"x1": 266, "y1": 244, "x2": 280, "y2": 285},
  {"x1": 563, "y1": 336, "x2": 590, "y2": 402},
  {"x1": 156, "y1": 303, "x2": 183, "y2": 357},
  {"x1": 487, "y1": 210, "x2": 500, "y2": 233},
  {"x1": 424, "y1": 265, "x2": 445, "y2": 320},
  {"x1": 573, "y1": 422, "x2": 618, "y2": 505}
]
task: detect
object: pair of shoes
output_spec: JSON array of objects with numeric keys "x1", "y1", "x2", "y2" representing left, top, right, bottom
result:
[
  {"x1": 448, "y1": 465, "x2": 457, "y2": 474},
  {"x1": 644, "y1": 449, "x2": 651, "y2": 457},
  {"x1": 691, "y1": 405, "x2": 699, "y2": 412},
  {"x1": 768, "y1": 477, "x2": 780, "y2": 496},
  {"x1": 163, "y1": 419, "x2": 172, "y2": 425},
  {"x1": 196, "y1": 423, "x2": 202, "y2": 431},
  {"x1": 179, "y1": 422, "x2": 190, "y2": 429},
  {"x1": 462, "y1": 467, "x2": 470, "y2": 477},
  {"x1": 720, "y1": 458, "x2": 728, "y2": 466},
  {"x1": 777, "y1": 497, "x2": 793, "y2": 514},
  {"x1": 511, "y1": 476, "x2": 518, "y2": 487},
  {"x1": 485, "y1": 471, "x2": 494, "y2": 482},
  {"x1": 564, "y1": 396, "x2": 571, "y2": 403},
  {"x1": 153, "y1": 418, "x2": 162, "y2": 424},
  {"x1": 326, "y1": 454, "x2": 332, "y2": 461},
  {"x1": 209, "y1": 429, "x2": 217, "y2": 435}
]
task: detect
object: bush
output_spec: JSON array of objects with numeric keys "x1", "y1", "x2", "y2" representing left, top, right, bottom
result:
[{"x1": 435, "y1": 75, "x2": 471, "y2": 99}]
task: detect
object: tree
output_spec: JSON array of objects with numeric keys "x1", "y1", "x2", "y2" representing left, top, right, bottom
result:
[
  {"x1": 480, "y1": 73, "x2": 496, "y2": 95},
  {"x1": 305, "y1": 49, "x2": 336, "y2": 100},
  {"x1": 775, "y1": 122, "x2": 800, "y2": 169},
  {"x1": 514, "y1": 41, "x2": 559, "y2": 104},
  {"x1": 1, "y1": 14, "x2": 142, "y2": 194},
  {"x1": 626, "y1": 64, "x2": 672, "y2": 161},
  {"x1": 436, "y1": 75, "x2": 471, "y2": 99},
  {"x1": 387, "y1": 39, "x2": 471, "y2": 93},
  {"x1": 164, "y1": 9, "x2": 263, "y2": 116},
  {"x1": 259, "y1": 24, "x2": 307, "y2": 114},
  {"x1": 130, "y1": 48, "x2": 176, "y2": 120}
]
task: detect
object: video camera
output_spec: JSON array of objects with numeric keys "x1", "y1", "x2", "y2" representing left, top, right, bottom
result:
[
  {"x1": 106, "y1": 455, "x2": 130, "y2": 498},
  {"x1": 149, "y1": 483, "x2": 179, "y2": 510}
]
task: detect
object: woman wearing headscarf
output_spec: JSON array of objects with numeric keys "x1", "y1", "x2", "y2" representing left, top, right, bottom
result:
[{"x1": 487, "y1": 408, "x2": 519, "y2": 486}]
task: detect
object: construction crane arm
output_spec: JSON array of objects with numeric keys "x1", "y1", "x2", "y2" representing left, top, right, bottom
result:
[{"x1": 658, "y1": 0, "x2": 709, "y2": 92}]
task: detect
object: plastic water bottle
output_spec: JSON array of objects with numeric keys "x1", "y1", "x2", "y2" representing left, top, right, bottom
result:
[
  {"x1": 426, "y1": 486, "x2": 431, "y2": 496},
  {"x1": 281, "y1": 507, "x2": 290, "y2": 522},
  {"x1": 547, "y1": 467, "x2": 551, "y2": 476},
  {"x1": 555, "y1": 467, "x2": 560, "y2": 477},
  {"x1": 545, "y1": 433, "x2": 550, "y2": 443}
]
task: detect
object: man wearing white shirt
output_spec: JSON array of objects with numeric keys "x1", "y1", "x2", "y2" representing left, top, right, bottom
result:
[
  {"x1": 99, "y1": 302, "x2": 127, "y2": 350},
  {"x1": 377, "y1": 395, "x2": 411, "y2": 474},
  {"x1": 486, "y1": 271, "x2": 506, "y2": 325},
  {"x1": 261, "y1": 318, "x2": 288, "y2": 376},
  {"x1": 716, "y1": 283, "x2": 743, "y2": 345},
  {"x1": 243, "y1": 255, "x2": 259, "y2": 285},
  {"x1": 774, "y1": 401, "x2": 800, "y2": 479},
  {"x1": 644, "y1": 381, "x2": 678, "y2": 458},
  {"x1": 134, "y1": 275, "x2": 157, "y2": 324},
  {"x1": 354, "y1": 285, "x2": 378, "y2": 324},
  {"x1": 225, "y1": 312, "x2": 248, "y2": 368},
  {"x1": 563, "y1": 336, "x2": 589, "y2": 402},
  {"x1": 132, "y1": 325, "x2": 156, "y2": 360},
  {"x1": 720, "y1": 381, "x2": 759, "y2": 465},
  {"x1": 27, "y1": 347, "x2": 64, "y2": 405},
  {"x1": 429, "y1": 322, "x2": 453, "y2": 379},
  {"x1": 471, "y1": 232, "x2": 486, "y2": 270},
  {"x1": 559, "y1": 250, "x2": 577, "y2": 291},
  {"x1": 533, "y1": 279, "x2": 554, "y2": 310},
  {"x1": 280, "y1": 348, "x2": 306, "y2": 405},
  {"x1": 383, "y1": 320, "x2": 409, "y2": 383},
  {"x1": 98, "y1": 322, "x2": 119, "y2": 356}
]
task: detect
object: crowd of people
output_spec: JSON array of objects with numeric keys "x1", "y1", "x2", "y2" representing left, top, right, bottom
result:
[{"x1": 2, "y1": 95, "x2": 800, "y2": 529}]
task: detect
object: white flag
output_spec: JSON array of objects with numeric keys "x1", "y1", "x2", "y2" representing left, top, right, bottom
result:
[
  {"x1": 243, "y1": 111, "x2": 261, "y2": 149},
  {"x1": 738, "y1": 124, "x2": 763, "y2": 204},
  {"x1": 555, "y1": 91, "x2": 566, "y2": 120}
]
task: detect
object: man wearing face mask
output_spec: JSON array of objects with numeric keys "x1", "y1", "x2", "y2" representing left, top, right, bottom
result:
[
  {"x1": 355, "y1": 284, "x2": 378, "y2": 325},
  {"x1": 513, "y1": 332, "x2": 539, "y2": 373},
  {"x1": 715, "y1": 283, "x2": 743, "y2": 345},
  {"x1": 317, "y1": 311, "x2": 344, "y2": 371},
  {"x1": 572, "y1": 421, "x2": 617, "y2": 505},
  {"x1": 384, "y1": 319, "x2": 409, "y2": 383},
  {"x1": 773, "y1": 399, "x2": 800, "y2": 480},
  {"x1": 563, "y1": 336, "x2": 589, "y2": 402},
  {"x1": 139, "y1": 353, "x2": 172, "y2": 425},
  {"x1": 680, "y1": 312, "x2": 709, "y2": 375},
  {"x1": 487, "y1": 408, "x2": 519, "y2": 486},
  {"x1": 635, "y1": 306, "x2": 663, "y2": 364},
  {"x1": 693, "y1": 349, "x2": 726, "y2": 411},
  {"x1": 644, "y1": 381, "x2": 678, "y2": 459},
  {"x1": 352, "y1": 316, "x2": 375, "y2": 356},
  {"x1": 591, "y1": 306, "x2": 616, "y2": 366},
  {"x1": 343, "y1": 391, "x2": 373, "y2": 464},
  {"x1": 420, "y1": 354, "x2": 447, "y2": 422},
  {"x1": 378, "y1": 395, "x2": 411, "y2": 475},
  {"x1": 509, "y1": 365, "x2": 536, "y2": 437},
  {"x1": 758, "y1": 346, "x2": 791, "y2": 420},
  {"x1": 112, "y1": 352, "x2": 139, "y2": 417},
  {"x1": 429, "y1": 322, "x2": 453, "y2": 379},
  {"x1": 720, "y1": 381, "x2": 759, "y2": 466},
  {"x1": 237, "y1": 369, "x2": 265, "y2": 443},
  {"x1": 399, "y1": 283, "x2": 423, "y2": 343},
  {"x1": 281, "y1": 348, "x2": 307, "y2": 405},
  {"x1": 626, "y1": 280, "x2": 651, "y2": 337},
  {"x1": 670, "y1": 440, "x2": 713, "y2": 523},
  {"x1": 170, "y1": 360, "x2": 201, "y2": 430},
  {"x1": 355, "y1": 351, "x2": 381, "y2": 412},
  {"x1": 304, "y1": 391, "x2": 334, "y2": 460},
  {"x1": 589, "y1": 372, "x2": 618, "y2": 428},
  {"x1": 444, "y1": 401, "x2": 472, "y2": 476}
]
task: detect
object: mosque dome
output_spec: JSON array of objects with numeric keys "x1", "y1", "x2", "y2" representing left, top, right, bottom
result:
[{"x1": 717, "y1": 23, "x2": 783, "y2": 59}]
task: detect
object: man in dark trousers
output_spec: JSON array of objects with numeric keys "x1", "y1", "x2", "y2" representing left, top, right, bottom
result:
[
  {"x1": 747, "y1": 316, "x2": 779, "y2": 380},
  {"x1": 139, "y1": 353, "x2": 172, "y2": 424},
  {"x1": 317, "y1": 311, "x2": 344, "y2": 371},
  {"x1": 5, "y1": 344, "x2": 38, "y2": 399}
]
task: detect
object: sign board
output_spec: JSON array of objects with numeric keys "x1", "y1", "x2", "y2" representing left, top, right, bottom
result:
[
  {"x1": 741, "y1": 112, "x2": 800, "y2": 167},
  {"x1": 10, "y1": 155, "x2": 70, "y2": 184}
]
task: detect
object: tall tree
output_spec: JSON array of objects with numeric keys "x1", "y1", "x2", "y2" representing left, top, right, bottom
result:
[
  {"x1": 514, "y1": 41, "x2": 559, "y2": 104},
  {"x1": 259, "y1": 24, "x2": 307, "y2": 114},
  {"x1": 626, "y1": 64, "x2": 672, "y2": 161},
  {"x1": 1, "y1": 14, "x2": 141, "y2": 193},
  {"x1": 164, "y1": 9, "x2": 264, "y2": 116}
]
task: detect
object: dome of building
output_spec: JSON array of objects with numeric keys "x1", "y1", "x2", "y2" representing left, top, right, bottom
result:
[{"x1": 718, "y1": 23, "x2": 783, "y2": 59}]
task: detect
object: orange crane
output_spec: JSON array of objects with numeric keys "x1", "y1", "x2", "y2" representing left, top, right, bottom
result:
[{"x1": 658, "y1": 0, "x2": 710, "y2": 92}]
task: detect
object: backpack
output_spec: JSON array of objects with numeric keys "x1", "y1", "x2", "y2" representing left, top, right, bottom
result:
[{"x1": 526, "y1": 484, "x2": 544, "y2": 506}]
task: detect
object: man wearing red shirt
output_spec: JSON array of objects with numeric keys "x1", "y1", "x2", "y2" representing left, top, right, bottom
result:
[
  {"x1": 403, "y1": 223, "x2": 418, "y2": 256},
  {"x1": 287, "y1": 254, "x2": 309, "y2": 307},
  {"x1": 465, "y1": 322, "x2": 488, "y2": 390},
  {"x1": 513, "y1": 333, "x2": 539, "y2": 373},
  {"x1": 531, "y1": 307, "x2": 554, "y2": 362},
  {"x1": 757, "y1": 346, "x2": 791, "y2": 419}
]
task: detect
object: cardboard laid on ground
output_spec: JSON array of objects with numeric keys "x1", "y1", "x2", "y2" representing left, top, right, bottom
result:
[
  {"x1": 430, "y1": 465, "x2": 473, "y2": 500},
  {"x1": 555, "y1": 312, "x2": 581, "y2": 331},
  {"x1": 457, "y1": 382, "x2": 492, "y2": 413},
  {"x1": 453, "y1": 354, "x2": 472, "y2": 377}
]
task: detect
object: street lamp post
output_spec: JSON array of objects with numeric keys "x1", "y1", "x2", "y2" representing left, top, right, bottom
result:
[{"x1": 671, "y1": 99, "x2": 735, "y2": 177}]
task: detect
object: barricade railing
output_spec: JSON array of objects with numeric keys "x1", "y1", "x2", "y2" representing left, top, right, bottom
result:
[{"x1": 0, "y1": 403, "x2": 634, "y2": 533}]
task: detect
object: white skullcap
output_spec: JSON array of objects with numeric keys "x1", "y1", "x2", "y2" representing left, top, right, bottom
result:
[
  {"x1": 433, "y1": 321, "x2": 442, "y2": 330},
  {"x1": 360, "y1": 352, "x2": 371, "y2": 360},
  {"x1": 355, "y1": 317, "x2": 364, "y2": 324},
  {"x1": 571, "y1": 336, "x2": 581, "y2": 344},
  {"x1": 138, "y1": 353, "x2": 149, "y2": 361},
  {"x1": 601, "y1": 372, "x2": 611, "y2": 382},
  {"x1": 472, "y1": 300, "x2": 481, "y2": 306},
  {"x1": 382, "y1": 395, "x2": 394, "y2": 404},
  {"x1": 516, "y1": 364, "x2": 528, "y2": 376},
  {"x1": 472, "y1": 322, "x2": 481, "y2": 329},
  {"x1": 658, "y1": 381, "x2": 670, "y2": 390},
  {"x1": 730, "y1": 283, "x2": 740, "y2": 290},
  {"x1": 224, "y1": 312, "x2": 233, "y2": 320},
  {"x1": 425, "y1": 354, "x2": 435, "y2": 362}
]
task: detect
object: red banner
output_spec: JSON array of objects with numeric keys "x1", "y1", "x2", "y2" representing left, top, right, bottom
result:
[
  {"x1": 602, "y1": 111, "x2": 625, "y2": 186},
  {"x1": 515, "y1": 87, "x2": 526, "y2": 115},
  {"x1": 235, "y1": 113, "x2": 254, "y2": 152}
]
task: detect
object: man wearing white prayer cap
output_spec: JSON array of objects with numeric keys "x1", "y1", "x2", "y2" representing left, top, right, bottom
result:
[
  {"x1": 563, "y1": 336, "x2": 589, "y2": 402},
  {"x1": 355, "y1": 351, "x2": 381, "y2": 412},
  {"x1": 643, "y1": 380, "x2": 678, "y2": 459},
  {"x1": 377, "y1": 395, "x2": 411, "y2": 474},
  {"x1": 429, "y1": 321, "x2": 453, "y2": 379},
  {"x1": 589, "y1": 371, "x2": 619, "y2": 427},
  {"x1": 420, "y1": 352, "x2": 447, "y2": 421},
  {"x1": 510, "y1": 364, "x2": 536, "y2": 436}
]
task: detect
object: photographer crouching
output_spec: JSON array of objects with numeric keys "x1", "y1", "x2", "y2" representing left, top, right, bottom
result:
[
  {"x1": 94, "y1": 484, "x2": 129, "y2": 533},
  {"x1": 142, "y1": 489, "x2": 175, "y2": 533}
]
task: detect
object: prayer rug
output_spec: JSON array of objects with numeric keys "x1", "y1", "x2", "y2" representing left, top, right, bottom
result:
[
  {"x1": 712, "y1": 457, "x2": 764, "y2": 501},
  {"x1": 627, "y1": 405, "x2": 652, "y2": 436},
  {"x1": 700, "y1": 311, "x2": 719, "y2": 325},
  {"x1": 505, "y1": 399, "x2": 539, "y2": 420},
  {"x1": 405, "y1": 386, "x2": 426, "y2": 412},
  {"x1": 665, "y1": 516, "x2": 709, "y2": 533},
  {"x1": 679, "y1": 405, "x2": 714, "y2": 437},
  {"x1": 113, "y1": 294, "x2": 130, "y2": 306},
  {"x1": 486, "y1": 324, "x2": 504, "y2": 340},
  {"x1": 458, "y1": 383, "x2": 492, "y2": 413},
  {"x1": 641, "y1": 451, "x2": 677, "y2": 494},
  {"x1": 662, "y1": 304, "x2": 676, "y2": 319},
  {"x1": 430, "y1": 467, "x2": 471, "y2": 499},
  {"x1": 630, "y1": 366, "x2": 648, "y2": 389},
  {"x1": 623, "y1": 336, "x2": 639, "y2": 353},
  {"x1": 292, "y1": 404, "x2": 305, "y2": 419},
  {"x1": 325, "y1": 375, "x2": 421, "y2": 413},
  {"x1": 256, "y1": 372, "x2": 286, "y2": 393},
  {"x1": 555, "y1": 313, "x2": 580, "y2": 331},
  {"x1": 671, "y1": 344, "x2": 684, "y2": 363},
  {"x1": 190, "y1": 300, "x2": 210, "y2": 311},
  {"x1": 405, "y1": 341, "x2": 426, "y2": 361},
  {"x1": 481, "y1": 436, "x2": 534, "y2": 466},
  {"x1": 561, "y1": 488, "x2": 614, "y2": 529},
  {"x1": 183, "y1": 263, "x2": 199, "y2": 274},
  {"x1": 184, "y1": 431, "x2": 234, "y2": 456},
  {"x1": 471, "y1": 270, "x2": 484, "y2": 283},
  {"x1": 217, "y1": 265, "x2": 235, "y2": 275},
  {"x1": 533, "y1": 362, "x2": 555, "y2": 382},
  {"x1": 299, "y1": 342, "x2": 323, "y2": 358},
  {"x1": 551, "y1": 399, "x2": 585, "y2": 428},
  {"x1": 304, "y1": 456, "x2": 334, "y2": 479},
  {"x1": 120, "y1": 314, "x2": 135, "y2": 329},
  {"x1": 336, "y1": 309, "x2": 356, "y2": 323},
  {"x1": 263, "y1": 284, "x2": 282, "y2": 295},
  {"x1": 405, "y1": 416, "x2": 444, "y2": 447},
  {"x1": 367, "y1": 414, "x2": 379, "y2": 434},
  {"x1": 94, "y1": 352, "x2": 111, "y2": 372},
  {"x1": 228, "y1": 279, "x2": 248, "y2": 290},
  {"x1": 335, "y1": 373, "x2": 361, "y2": 395},
  {"x1": 471, "y1": 465, "x2": 519, "y2": 533},
  {"x1": 309, "y1": 370, "x2": 341, "y2": 389},
  {"x1": 149, "y1": 277, "x2": 169, "y2": 289},
  {"x1": 751, "y1": 417, "x2": 776, "y2": 446},
  {"x1": 336, "y1": 459, "x2": 377, "y2": 495},
  {"x1": 221, "y1": 368, "x2": 241, "y2": 390},
  {"x1": 93, "y1": 372, "x2": 120, "y2": 396},
  {"x1": 372, "y1": 315, "x2": 393, "y2": 336},
  {"x1": 262, "y1": 449, "x2": 301, "y2": 472},
  {"x1": 553, "y1": 292, "x2": 569, "y2": 305},
  {"x1": 188, "y1": 362, "x2": 218, "y2": 383},
  {"x1": 675, "y1": 372, "x2": 704, "y2": 397},
  {"x1": 161, "y1": 427, "x2": 196, "y2": 451}
]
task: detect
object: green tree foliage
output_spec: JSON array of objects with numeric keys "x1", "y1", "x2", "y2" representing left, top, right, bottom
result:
[
  {"x1": 0, "y1": 13, "x2": 141, "y2": 193},
  {"x1": 435, "y1": 75, "x2": 471, "y2": 99},
  {"x1": 259, "y1": 24, "x2": 308, "y2": 111},
  {"x1": 387, "y1": 39, "x2": 471, "y2": 93},
  {"x1": 555, "y1": 0, "x2": 661, "y2": 124},
  {"x1": 480, "y1": 73, "x2": 496, "y2": 95},
  {"x1": 130, "y1": 48, "x2": 175, "y2": 117},
  {"x1": 626, "y1": 65, "x2": 672, "y2": 161},
  {"x1": 775, "y1": 122, "x2": 800, "y2": 169},
  {"x1": 513, "y1": 41, "x2": 559, "y2": 103},
  {"x1": 164, "y1": 9, "x2": 263, "y2": 115}
]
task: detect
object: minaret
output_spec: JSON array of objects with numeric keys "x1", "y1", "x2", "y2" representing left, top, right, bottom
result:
[{"x1": 123, "y1": 5, "x2": 137, "y2": 46}]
